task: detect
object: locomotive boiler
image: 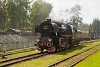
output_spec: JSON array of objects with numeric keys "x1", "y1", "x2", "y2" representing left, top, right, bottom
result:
[{"x1": 34, "y1": 19, "x2": 82, "y2": 52}]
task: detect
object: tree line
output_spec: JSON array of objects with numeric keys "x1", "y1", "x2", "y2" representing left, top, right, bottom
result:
[
  {"x1": 0, "y1": 0, "x2": 84, "y2": 32},
  {"x1": 89, "y1": 18, "x2": 100, "y2": 37},
  {"x1": 0, "y1": 0, "x2": 52, "y2": 32}
]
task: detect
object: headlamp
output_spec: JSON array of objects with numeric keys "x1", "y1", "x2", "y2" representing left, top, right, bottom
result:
[
  {"x1": 48, "y1": 38, "x2": 52, "y2": 42},
  {"x1": 36, "y1": 39, "x2": 40, "y2": 42}
]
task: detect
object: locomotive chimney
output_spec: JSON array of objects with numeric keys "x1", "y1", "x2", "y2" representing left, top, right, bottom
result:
[{"x1": 47, "y1": 19, "x2": 51, "y2": 22}]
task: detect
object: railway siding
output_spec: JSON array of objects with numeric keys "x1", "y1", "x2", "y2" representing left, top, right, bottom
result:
[
  {"x1": 74, "y1": 49, "x2": 100, "y2": 67},
  {"x1": 49, "y1": 44, "x2": 100, "y2": 67},
  {"x1": 0, "y1": 47, "x2": 35, "y2": 57},
  {"x1": 0, "y1": 52, "x2": 48, "y2": 67},
  {"x1": 0, "y1": 50, "x2": 38, "y2": 62}
]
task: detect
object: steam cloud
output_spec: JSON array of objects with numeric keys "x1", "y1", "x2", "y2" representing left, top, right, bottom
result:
[{"x1": 47, "y1": 9, "x2": 73, "y2": 23}]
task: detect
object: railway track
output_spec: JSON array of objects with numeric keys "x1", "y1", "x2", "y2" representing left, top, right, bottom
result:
[
  {"x1": 48, "y1": 44, "x2": 100, "y2": 67},
  {"x1": 0, "y1": 52, "x2": 48, "y2": 67},
  {"x1": 0, "y1": 47, "x2": 35, "y2": 57}
]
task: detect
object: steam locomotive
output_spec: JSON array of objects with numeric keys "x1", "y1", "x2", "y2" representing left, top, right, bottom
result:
[{"x1": 34, "y1": 19, "x2": 89, "y2": 52}]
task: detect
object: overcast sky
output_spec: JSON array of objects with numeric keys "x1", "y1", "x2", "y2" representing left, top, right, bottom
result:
[{"x1": 44, "y1": 0, "x2": 100, "y2": 24}]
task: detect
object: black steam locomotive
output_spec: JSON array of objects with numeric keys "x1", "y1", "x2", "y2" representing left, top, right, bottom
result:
[{"x1": 34, "y1": 19, "x2": 86, "y2": 52}]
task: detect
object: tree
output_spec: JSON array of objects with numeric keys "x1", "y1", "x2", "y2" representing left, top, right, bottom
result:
[
  {"x1": 90, "y1": 18, "x2": 100, "y2": 37},
  {"x1": 15, "y1": 0, "x2": 30, "y2": 29},
  {"x1": 6, "y1": 0, "x2": 30, "y2": 29},
  {"x1": 6, "y1": 0, "x2": 17, "y2": 29},
  {"x1": 89, "y1": 23, "x2": 92, "y2": 33},
  {"x1": 30, "y1": 0, "x2": 52, "y2": 29},
  {"x1": 0, "y1": 0, "x2": 7, "y2": 31},
  {"x1": 70, "y1": 5, "x2": 82, "y2": 26}
]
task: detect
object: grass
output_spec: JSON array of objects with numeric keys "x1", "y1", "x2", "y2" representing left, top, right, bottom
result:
[
  {"x1": 10, "y1": 41, "x2": 100, "y2": 67},
  {"x1": 74, "y1": 49, "x2": 100, "y2": 67}
]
